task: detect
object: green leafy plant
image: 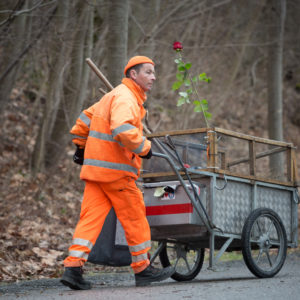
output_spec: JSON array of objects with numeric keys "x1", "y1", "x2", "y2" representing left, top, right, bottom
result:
[{"x1": 172, "y1": 41, "x2": 212, "y2": 127}]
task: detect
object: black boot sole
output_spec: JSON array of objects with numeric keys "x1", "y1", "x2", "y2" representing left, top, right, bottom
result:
[
  {"x1": 60, "y1": 278, "x2": 92, "y2": 290},
  {"x1": 135, "y1": 267, "x2": 175, "y2": 287}
]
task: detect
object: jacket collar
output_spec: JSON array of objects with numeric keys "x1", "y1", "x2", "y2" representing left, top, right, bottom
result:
[{"x1": 122, "y1": 78, "x2": 147, "y2": 106}]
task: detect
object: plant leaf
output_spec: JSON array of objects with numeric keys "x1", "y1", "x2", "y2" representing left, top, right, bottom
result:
[
  {"x1": 201, "y1": 99, "x2": 208, "y2": 110},
  {"x1": 179, "y1": 91, "x2": 188, "y2": 97},
  {"x1": 172, "y1": 81, "x2": 182, "y2": 90},
  {"x1": 185, "y1": 63, "x2": 192, "y2": 70},
  {"x1": 199, "y1": 73, "x2": 207, "y2": 81},
  {"x1": 194, "y1": 104, "x2": 203, "y2": 112},
  {"x1": 177, "y1": 97, "x2": 186, "y2": 106},
  {"x1": 176, "y1": 73, "x2": 184, "y2": 81},
  {"x1": 204, "y1": 111, "x2": 212, "y2": 119},
  {"x1": 184, "y1": 79, "x2": 191, "y2": 86},
  {"x1": 192, "y1": 76, "x2": 198, "y2": 82}
]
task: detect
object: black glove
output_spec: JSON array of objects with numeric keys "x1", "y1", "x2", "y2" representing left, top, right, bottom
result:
[
  {"x1": 139, "y1": 148, "x2": 152, "y2": 159},
  {"x1": 73, "y1": 145, "x2": 84, "y2": 165}
]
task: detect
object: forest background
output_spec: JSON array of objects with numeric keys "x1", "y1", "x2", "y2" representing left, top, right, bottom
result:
[{"x1": 0, "y1": 0, "x2": 299, "y2": 282}]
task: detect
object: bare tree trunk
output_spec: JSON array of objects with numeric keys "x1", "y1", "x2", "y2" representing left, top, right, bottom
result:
[
  {"x1": 214, "y1": 1, "x2": 266, "y2": 116},
  {"x1": 0, "y1": 0, "x2": 28, "y2": 115},
  {"x1": 31, "y1": 0, "x2": 70, "y2": 174},
  {"x1": 106, "y1": 0, "x2": 129, "y2": 86},
  {"x1": 267, "y1": 0, "x2": 286, "y2": 178},
  {"x1": 71, "y1": 2, "x2": 94, "y2": 119},
  {"x1": 44, "y1": 1, "x2": 94, "y2": 168},
  {"x1": 0, "y1": 1, "x2": 57, "y2": 116}
]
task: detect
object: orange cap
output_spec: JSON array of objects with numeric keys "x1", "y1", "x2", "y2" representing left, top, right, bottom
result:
[{"x1": 124, "y1": 56, "x2": 155, "y2": 75}]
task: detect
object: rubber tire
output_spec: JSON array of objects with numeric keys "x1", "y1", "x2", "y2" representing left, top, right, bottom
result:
[
  {"x1": 159, "y1": 242, "x2": 205, "y2": 282},
  {"x1": 242, "y1": 207, "x2": 287, "y2": 278}
]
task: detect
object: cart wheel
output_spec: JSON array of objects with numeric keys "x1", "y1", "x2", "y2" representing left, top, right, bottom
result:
[
  {"x1": 159, "y1": 242, "x2": 205, "y2": 281},
  {"x1": 242, "y1": 207, "x2": 287, "y2": 278}
]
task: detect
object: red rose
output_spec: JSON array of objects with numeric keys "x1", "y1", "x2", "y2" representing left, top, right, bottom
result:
[{"x1": 173, "y1": 41, "x2": 183, "y2": 51}]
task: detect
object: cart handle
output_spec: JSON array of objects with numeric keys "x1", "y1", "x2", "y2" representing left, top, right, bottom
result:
[
  {"x1": 214, "y1": 175, "x2": 228, "y2": 190},
  {"x1": 294, "y1": 189, "x2": 299, "y2": 204}
]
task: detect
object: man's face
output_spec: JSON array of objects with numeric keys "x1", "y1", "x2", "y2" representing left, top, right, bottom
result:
[{"x1": 131, "y1": 63, "x2": 156, "y2": 92}]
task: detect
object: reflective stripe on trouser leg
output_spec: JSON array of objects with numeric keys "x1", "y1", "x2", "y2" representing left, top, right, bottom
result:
[
  {"x1": 128, "y1": 240, "x2": 151, "y2": 253},
  {"x1": 99, "y1": 177, "x2": 151, "y2": 273},
  {"x1": 63, "y1": 181, "x2": 112, "y2": 267},
  {"x1": 68, "y1": 250, "x2": 89, "y2": 260},
  {"x1": 131, "y1": 252, "x2": 148, "y2": 263},
  {"x1": 129, "y1": 241, "x2": 152, "y2": 273}
]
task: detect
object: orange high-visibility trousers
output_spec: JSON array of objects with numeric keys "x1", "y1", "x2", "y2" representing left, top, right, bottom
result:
[{"x1": 63, "y1": 177, "x2": 151, "y2": 273}]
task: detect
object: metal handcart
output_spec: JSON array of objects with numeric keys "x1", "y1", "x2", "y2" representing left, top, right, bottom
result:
[{"x1": 141, "y1": 127, "x2": 299, "y2": 281}]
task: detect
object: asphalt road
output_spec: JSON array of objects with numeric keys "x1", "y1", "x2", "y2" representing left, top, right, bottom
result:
[{"x1": 1, "y1": 252, "x2": 300, "y2": 300}]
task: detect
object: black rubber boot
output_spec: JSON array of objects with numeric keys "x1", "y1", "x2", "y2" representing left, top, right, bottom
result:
[
  {"x1": 60, "y1": 267, "x2": 92, "y2": 290},
  {"x1": 135, "y1": 265, "x2": 175, "y2": 287}
]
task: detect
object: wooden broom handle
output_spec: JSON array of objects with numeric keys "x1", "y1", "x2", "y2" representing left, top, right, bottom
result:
[{"x1": 86, "y1": 58, "x2": 114, "y2": 91}]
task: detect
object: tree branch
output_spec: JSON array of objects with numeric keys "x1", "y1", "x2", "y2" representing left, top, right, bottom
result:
[
  {"x1": 0, "y1": 5, "x2": 57, "y2": 84},
  {"x1": 131, "y1": 0, "x2": 190, "y2": 53},
  {"x1": 0, "y1": 0, "x2": 57, "y2": 27},
  {"x1": 172, "y1": 0, "x2": 232, "y2": 22},
  {"x1": 0, "y1": 0, "x2": 25, "y2": 31}
]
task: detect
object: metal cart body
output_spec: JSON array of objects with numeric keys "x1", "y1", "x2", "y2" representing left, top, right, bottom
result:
[{"x1": 142, "y1": 128, "x2": 299, "y2": 280}]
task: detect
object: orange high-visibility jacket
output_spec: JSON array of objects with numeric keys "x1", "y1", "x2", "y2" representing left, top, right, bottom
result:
[{"x1": 70, "y1": 78, "x2": 151, "y2": 182}]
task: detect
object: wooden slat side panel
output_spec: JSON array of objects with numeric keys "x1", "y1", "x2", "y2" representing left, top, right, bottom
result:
[
  {"x1": 215, "y1": 127, "x2": 293, "y2": 147},
  {"x1": 141, "y1": 169, "x2": 295, "y2": 187}
]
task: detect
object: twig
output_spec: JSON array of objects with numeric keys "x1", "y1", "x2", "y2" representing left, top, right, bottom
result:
[
  {"x1": 0, "y1": 5, "x2": 57, "y2": 83},
  {"x1": 0, "y1": 0, "x2": 56, "y2": 27}
]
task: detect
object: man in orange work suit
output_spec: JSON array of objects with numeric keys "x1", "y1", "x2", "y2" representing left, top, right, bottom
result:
[{"x1": 61, "y1": 56, "x2": 174, "y2": 290}]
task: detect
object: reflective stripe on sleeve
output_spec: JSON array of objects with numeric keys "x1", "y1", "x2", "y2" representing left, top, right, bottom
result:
[
  {"x1": 72, "y1": 238, "x2": 93, "y2": 250},
  {"x1": 69, "y1": 250, "x2": 88, "y2": 260},
  {"x1": 89, "y1": 130, "x2": 125, "y2": 147},
  {"x1": 79, "y1": 112, "x2": 91, "y2": 127},
  {"x1": 112, "y1": 123, "x2": 137, "y2": 137},
  {"x1": 131, "y1": 252, "x2": 148, "y2": 263},
  {"x1": 112, "y1": 123, "x2": 146, "y2": 154},
  {"x1": 84, "y1": 159, "x2": 138, "y2": 175},
  {"x1": 128, "y1": 240, "x2": 151, "y2": 253},
  {"x1": 132, "y1": 136, "x2": 145, "y2": 154},
  {"x1": 71, "y1": 134, "x2": 87, "y2": 140}
]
